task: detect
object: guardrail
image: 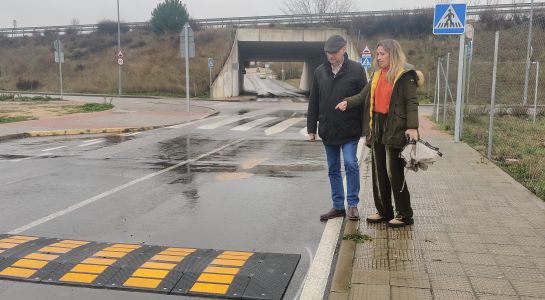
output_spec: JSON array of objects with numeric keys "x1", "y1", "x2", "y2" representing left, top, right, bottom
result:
[{"x1": 1, "y1": 3, "x2": 544, "y2": 36}]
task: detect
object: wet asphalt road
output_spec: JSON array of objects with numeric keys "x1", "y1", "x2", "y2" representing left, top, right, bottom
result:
[{"x1": 0, "y1": 100, "x2": 333, "y2": 300}]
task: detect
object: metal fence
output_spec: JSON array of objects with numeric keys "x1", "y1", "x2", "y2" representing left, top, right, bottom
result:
[{"x1": 433, "y1": 15, "x2": 545, "y2": 198}]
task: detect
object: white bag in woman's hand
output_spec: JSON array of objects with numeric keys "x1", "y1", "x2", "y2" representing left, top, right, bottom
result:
[{"x1": 400, "y1": 139, "x2": 443, "y2": 172}]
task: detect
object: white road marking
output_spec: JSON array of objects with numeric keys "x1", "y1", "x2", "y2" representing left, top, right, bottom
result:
[
  {"x1": 198, "y1": 116, "x2": 246, "y2": 130},
  {"x1": 166, "y1": 115, "x2": 223, "y2": 129},
  {"x1": 294, "y1": 247, "x2": 315, "y2": 300},
  {"x1": 8, "y1": 138, "x2": 245, "y2": 234},
  {"x1": 78, "y1": 139, "x2": 105, "y2": 147},
  {"x1": 119, "y1": 132, "x2": 141, "y2": 137},
  {"x1": 41, "y1": 145, "x2": 68, "y2": 152},
  {"x1": 10, "y1": 153, "x2": 53, "y2": 162},
  {"x1": 264, "y1": 118, "x2": 305, "y2": 136},
  {"x1": 231, "y1": 117, "x2": 277, "y2": 131}
]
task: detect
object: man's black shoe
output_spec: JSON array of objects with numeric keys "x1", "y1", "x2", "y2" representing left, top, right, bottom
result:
[{"x1": 320, "y1": 208, "x2": 346, "y2": 221}]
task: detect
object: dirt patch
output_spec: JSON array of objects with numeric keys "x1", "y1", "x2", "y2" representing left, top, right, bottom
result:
[{"x1": 0, "y1": 100, "x2": 93, "y2": 120}]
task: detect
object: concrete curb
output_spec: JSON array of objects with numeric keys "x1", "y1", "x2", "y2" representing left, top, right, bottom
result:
[{"x1": 0, "y1": 110, "x2": 219, "y2": 142}]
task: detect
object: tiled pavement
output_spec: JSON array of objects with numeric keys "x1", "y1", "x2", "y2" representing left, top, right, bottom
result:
[{"x1": 347, "y1": 117, "x2": 545, "y2": 299}]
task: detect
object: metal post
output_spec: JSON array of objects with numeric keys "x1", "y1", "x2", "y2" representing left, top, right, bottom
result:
[
  {"x1": 488, "y1": 32, "x2": 500, "y2": 160},
  {"x1": 443, "y1": 53, "x2": 450, "y2": 126},
  {"x1": 435, "y1": 58, "x2": 441, "y2": 122},
  {"x1": 523, "y1": 0, "x2": 534, "y2": 105},
  {"x1": 185, "y1": 24, "x2": 190, "y2": 112},
  {"x1": 59, "y1": 59, "x2": 63, "y2": 100},
  {"x1": 117, "y1": 0, "x2": 122, "y2": 96},
  {"x1": 454, "y1": 33, "x2": 466, "y2": 143},
  {"x1": 465, "y1": 40, "x2": 474, "y2": 105},
  {"x1": 209, "y1": 67, "x2": 212, "y2": 96},
  {"x1": 534, "y1": 61, "x2": 540, "y2": 123},
  {"x1": 460, "y1": 44, "x2": 469, "y2": 140}
]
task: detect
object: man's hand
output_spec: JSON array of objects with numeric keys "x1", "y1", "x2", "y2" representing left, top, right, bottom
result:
[
  {"x1": 405, "y1": 129, "x2": 419, "y2": 141},
  {"x1": 335, "y1": 100, "x2": 347, "y2": 112},
  {"x1": 308, "y1": 133, "x2": 316, "y2": 141}
]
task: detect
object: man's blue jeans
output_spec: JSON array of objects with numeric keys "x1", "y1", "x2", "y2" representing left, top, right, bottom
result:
[{"x1": 324, "y1": 139, "x2": 360, "y2": 210}]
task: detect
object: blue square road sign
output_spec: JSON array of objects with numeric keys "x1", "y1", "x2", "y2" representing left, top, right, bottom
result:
[{"x1": 433, "y1": 3, "x2": 467, "y2": 35}]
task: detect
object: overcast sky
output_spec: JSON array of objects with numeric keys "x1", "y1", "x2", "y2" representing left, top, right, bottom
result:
[{"x1": 0, "y1": 0, "x2": 535, "y2": 28}]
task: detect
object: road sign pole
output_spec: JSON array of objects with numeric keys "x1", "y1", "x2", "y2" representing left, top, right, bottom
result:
[
  {"x1": 488, "y1": 31, "x2": 500, "y2": 160},
  {"x1": 59, "y1": 58, "x2": 63, "y2": 100},
  {"x1": 117, "y1": 0, "x2": 122, "y2": 97},
  {"x1": 436, "y1": 57, "x2": 441, "y2": 122},
  {"x1": 454, "y1": 33, "x2": 465, "y2": 142},
  {"x1": 534, "y1": 61, "x2": 540, "y2": 123},
  {"x1": 443, "y1": 53, "x2": 450, "y2": 126},
  {"x1": 185, "y1": 24, "x2": 190, "y2": 113},
  {"x1": 524, "y1": 0, "x2": 534, "y2": 105}
]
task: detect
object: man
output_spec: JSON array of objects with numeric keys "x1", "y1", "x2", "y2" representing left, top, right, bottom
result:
[{"x1": 307, "y1": 35, "x2": 367, "y2": 221}]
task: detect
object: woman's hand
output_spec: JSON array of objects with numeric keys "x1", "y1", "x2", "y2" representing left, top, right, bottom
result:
[
  {"x1": 335, "y1": 100, "x2": 348, "y2": 111},
  {"x1": 405, "y1": 129, "x2": 419, "y2": 141}
]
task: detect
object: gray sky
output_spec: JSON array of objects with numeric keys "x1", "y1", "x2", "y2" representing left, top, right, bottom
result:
[{"x1": 0, "y1": 0, "x2": 533, "y2": 28}]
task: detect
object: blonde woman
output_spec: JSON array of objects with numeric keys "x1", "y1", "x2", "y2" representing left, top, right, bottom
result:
[{"x1": 335, "y1": 39, "x2": 424, "y2": 228}]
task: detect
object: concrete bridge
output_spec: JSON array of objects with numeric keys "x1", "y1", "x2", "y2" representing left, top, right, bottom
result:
[{"x1": 211, "y1": 28, "x2": 360, "y2": 98}]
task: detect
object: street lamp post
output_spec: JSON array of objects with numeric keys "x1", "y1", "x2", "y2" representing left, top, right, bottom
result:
[{"x1": 117, "y1": 0, "x2": 122, "y2": 96}]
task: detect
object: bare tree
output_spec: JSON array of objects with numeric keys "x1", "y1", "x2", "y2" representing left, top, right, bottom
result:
[{"x1": 281, "y1": 0, "x2": 354, "y2": 15}]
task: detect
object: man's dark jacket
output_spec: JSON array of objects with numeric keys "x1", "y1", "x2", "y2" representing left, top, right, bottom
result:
[{"x1": 307, "y1": 53, "x2": 367, "y2": 145}]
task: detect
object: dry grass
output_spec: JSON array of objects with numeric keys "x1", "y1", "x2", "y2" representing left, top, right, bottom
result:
[{"x1": 0, "y1": 28, "x2": 235, "y2": 96}]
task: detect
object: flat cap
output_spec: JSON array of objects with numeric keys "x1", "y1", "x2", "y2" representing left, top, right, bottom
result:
[{"x1": 324, "y1": 35, "x2": 347, "y2": 52}]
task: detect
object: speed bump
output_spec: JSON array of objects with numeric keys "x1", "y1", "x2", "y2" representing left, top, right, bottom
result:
[{"x1": 0, "y1": 235, "x2": 300, "y2": 299}]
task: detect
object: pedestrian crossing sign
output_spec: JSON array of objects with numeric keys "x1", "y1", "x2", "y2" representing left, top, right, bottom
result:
[
  {"x1": 433, "y1": 3, "x2": 467, "y2": 35},
  {"x1": 360, "y1": 56, "x2": 372, "y2": 68}
]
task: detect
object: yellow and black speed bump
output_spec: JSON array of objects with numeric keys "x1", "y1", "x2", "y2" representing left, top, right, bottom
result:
[{"x1": 0, "y1": 235, "x2": 300, "y2": 300}]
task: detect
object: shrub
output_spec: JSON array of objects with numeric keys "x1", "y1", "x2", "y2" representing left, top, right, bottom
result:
[
  {"x1": 16, "y1": 78, "x2": 40, "y2": 91},
  {"x1": 97, "y1": 20, "x2": 129, "y2": 35}
]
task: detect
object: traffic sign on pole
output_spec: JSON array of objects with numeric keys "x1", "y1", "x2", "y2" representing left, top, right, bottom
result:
[
  {"x1": 208, "y1": 57, "x2": 214, "y2": 69},
  {"x1": 117, "y1": 58, "x2": 124, "y2": 66},
  {"x1": 433, "y1": 3, "x2": 467, "y2": 35},
  {"x1": 117, "y1": 49, "x2": 124, "y2": 59}
]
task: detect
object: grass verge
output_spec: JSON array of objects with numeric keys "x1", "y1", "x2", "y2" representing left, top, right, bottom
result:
[
  {"x1": 434, "y1": 112, "x2": 545, "y2": 201},
  {"x1": 62, "y1": 103, "x2": 114, "y2": 114},
  {"x1": 0, "y1": 116, "x2": 35, "y2": 123}
]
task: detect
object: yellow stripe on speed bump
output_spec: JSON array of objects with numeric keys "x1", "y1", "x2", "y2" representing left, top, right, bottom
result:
[
  {"x1": 70, "y1": 264, "x2": 108, "y2": 274},
  {"x1": 190, "y1": 282, "x2": 230, "y2": 295},
  {"x1": 124, "y1": 278, "x2": 162, "y2": 289},
  {"x1": 0, "y1": 267, "x2": 37, "y2": 278},
  {"x1": 0, "y1": 238, "x2": 89, "y2": 279},
  {"x1": 122, "y1": 247, "x2": 195, "y2": 289},
  {"x1": 13, "y1": 259, "x2": 49, "y2": 269},
  {"x1": 81, "y1": 258, "x2": 116, "y2": 266},
  {"x1": 59, "y1": 273, "x2": 98, "y2": 284},
  {"x1": 0, "y1": 242, "x2": 19, "y2": 249},
  {"x1": 8, "y1": 236, "x2": 39, "y2": 241},
  {"x1": 204, "y1": 266, "x2": 240, "y2": 275},
  {"x1": 189, "y1": 250, "x2": 253, "y2": 295},
  {"x1": 60, "y1": 244, "x2": 141, "y2": 284},
  {"x1": 24, "y1": 253, "x2": 59, "y2": 261}
]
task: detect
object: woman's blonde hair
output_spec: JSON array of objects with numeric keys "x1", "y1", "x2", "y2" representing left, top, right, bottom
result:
[{"x1": 374, "y1": 39, "x2": 406, "y2": 84}]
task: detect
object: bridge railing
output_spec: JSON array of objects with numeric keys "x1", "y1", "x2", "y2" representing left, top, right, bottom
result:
[{"x1": 1, "y1": 3, "x2": 544, "y2": 36}]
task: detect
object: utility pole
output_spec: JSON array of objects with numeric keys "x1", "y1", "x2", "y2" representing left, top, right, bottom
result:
[
  {"x1": 523, "y1": 0, "x2": 534, "y2": 105},
  {"x1": 117, "y1": 0, "x2": 122, "y2": 96}
]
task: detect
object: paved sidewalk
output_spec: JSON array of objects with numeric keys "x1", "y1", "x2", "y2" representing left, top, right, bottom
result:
[
  {"x1": 0, "y1": 96, "x2": 217, "y2": 140},
  {"x1": 332, "y1": 116, "x2": 545, "y2": 299}
]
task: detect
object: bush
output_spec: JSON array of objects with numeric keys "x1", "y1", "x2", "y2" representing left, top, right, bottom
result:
[
  {"x1": 151, "y1": 0, "x2": 189, "y2": 33},
  {"x1": 16, "y1": 78, "x2": 40, "y2": 90},
  {"x1": 97, "y1": 20, "x2": 129, "y2": 35}
]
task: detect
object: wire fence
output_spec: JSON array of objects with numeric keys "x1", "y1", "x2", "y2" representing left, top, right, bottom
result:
[{"x1": 432, "y1": 15, "x2": 545, "y2": 199}]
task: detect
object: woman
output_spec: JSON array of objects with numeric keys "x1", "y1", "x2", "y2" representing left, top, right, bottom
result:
[{"x1": 335, "y1": 39, "x2": 423, "y2": 228}]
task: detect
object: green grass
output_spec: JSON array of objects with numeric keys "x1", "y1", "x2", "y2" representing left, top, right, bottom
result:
[
  {"x1": 435, "y1": 112, "x2": 545, "y2": 200},
  {"x1": 343, "y1": 233, "x2": 373, "y2": 244},
  {"x1": 62, "y1": 103, "x2": 114, "y2": 114},
  {"x1": 0, "y1": 116, "x2": 35, "y2": 123},
  {"x1": 0, "y1": 94, "x2": 61, "y2": 102}
]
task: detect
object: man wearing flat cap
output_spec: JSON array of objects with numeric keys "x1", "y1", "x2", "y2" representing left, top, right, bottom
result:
[{"x1": 307, "y1": 35, "x2": 367, "y2": 222}]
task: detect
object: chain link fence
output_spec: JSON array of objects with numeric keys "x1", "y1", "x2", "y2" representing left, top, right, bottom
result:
[{"x1": 432, "y1": 15, "x2": 545, "y2": 199}]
